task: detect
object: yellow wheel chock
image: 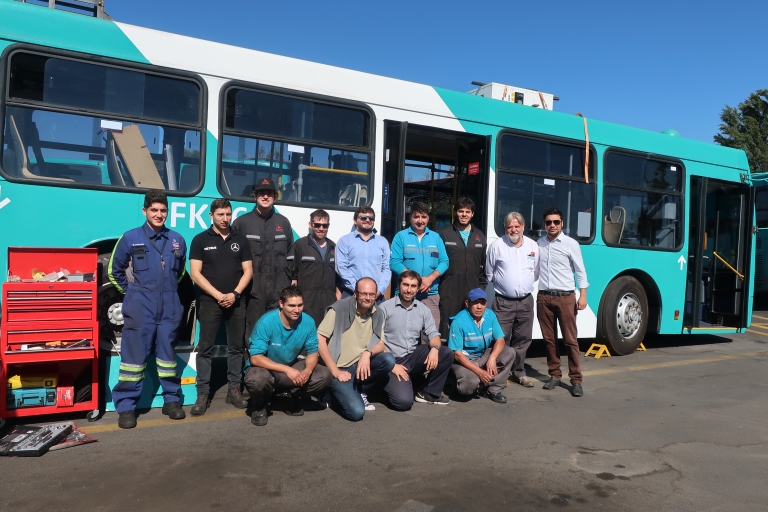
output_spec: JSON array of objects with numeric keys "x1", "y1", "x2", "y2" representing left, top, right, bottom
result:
[
  {"x1": 637, "y1": 343, "x2": 646, "y2": 351},
  {"x1": 585, "y1": 343, "x2": 611, "y2": 359}
]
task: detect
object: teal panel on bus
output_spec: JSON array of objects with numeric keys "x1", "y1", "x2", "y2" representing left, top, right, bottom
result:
[
  {"x1": 0, "y1": 0, "x2": 148, "y2": 64},
  {"x1": 433, "y1": 87, "x2": 749, "y2": 172}
]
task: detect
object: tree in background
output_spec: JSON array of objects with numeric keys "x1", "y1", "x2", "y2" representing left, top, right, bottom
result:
[{"x1": 714, "y1": 89, "x2": 768, "y2": 174}]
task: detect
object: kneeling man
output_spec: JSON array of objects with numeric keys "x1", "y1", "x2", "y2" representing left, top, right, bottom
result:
[
  {"x1": 380, "y1": 271, "x2": 453, "y2": 409},
  {"x1": 245, "y1": 286, "x2": 332, "y2": 426},
  {"x1": 449, "y1": 288, "x2": 516, "y2": 403}
]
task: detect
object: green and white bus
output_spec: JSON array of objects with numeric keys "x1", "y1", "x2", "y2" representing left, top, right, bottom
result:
[{"x1": 0, "y1": 0, "x2": 756, "y2": 358}]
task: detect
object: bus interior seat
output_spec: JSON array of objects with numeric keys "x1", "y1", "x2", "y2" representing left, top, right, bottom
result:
[
  {"x1": 2, "y1": 148, "x2": 17, "y2": 175},
  {"x1": 358, "y1": 185, "x2": 368, "y2": 205},
  {"x1": 338, "y1": 183, "x2": 359, "y2": 206},
  {"x1": 111, "y1": 124, "x2": 166, "y2": 189},
  {"x1": 603, "y1": 205, "x2": 625, "y2": 244},
  {"x1": 219, "y1": 167, "x2": 233, "y2": 195},
  {"x1": 7, "y1": 114, "x2": 72, "y2": 182},
  {"x1": 105, "y1": 134, "x2": 127, "y2": 186},
  {"x1": 178, "y1": 165, "x2": 199, "y2": 191},
  {"x1": 280, "y1": 180, "x2": 298, "y2": 202}
]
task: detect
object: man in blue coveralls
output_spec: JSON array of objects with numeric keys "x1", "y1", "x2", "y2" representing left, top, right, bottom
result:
[{"x1": 109, "y1": 190, "x2": 188, "y2": 429}]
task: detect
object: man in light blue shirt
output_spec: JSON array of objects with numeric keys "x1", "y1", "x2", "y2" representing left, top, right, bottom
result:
[
  {"x1": 389, "y1": 202, "x2": 449, "y2": 333},
  {"x1": 448, "y1": 288, "x2": 516, "y2": 404},
  {"x1": 537, "y1": 206, "x2": 589, "y2": 398},
  {"x1": 335, "y1": 206, "x2": 390, "y2": 301},
  {"x1": 244, "y1": 286, "x2": 332, "y2": 426}
]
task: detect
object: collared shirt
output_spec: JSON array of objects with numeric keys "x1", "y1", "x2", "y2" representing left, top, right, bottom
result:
[
  {"x1": 335, "y1": 230, "x2": 391, "y2": 295},
  {"x1": 448, "y1": 309, "x2": 505, "y2": 359},
  {"x1": 248, "y1": 310, "x2": 318, "y2": 366},
  {"x1": 389, "y1": 227, "x2": 449, "y2": 296},
  {"x1": 537, "y1": 233, "x2": 589, "y2": 291},
  {"x1": 189, "y1": 226, "x2": 251, "y2": 296},
  {"x1": 379, "y1": 296, "x2": 440, "y2": 358},
  {"x1": 486, "y1": 235, "x2": 538, "y2": 298}
]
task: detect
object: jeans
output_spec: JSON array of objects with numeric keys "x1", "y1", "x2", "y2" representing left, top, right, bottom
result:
[
  {"x1": 330, "y1": 352, "x2": 395, "y2": 421},
  {"x1": 195, "y1": 296, "x2": 247, "y2": 395}
]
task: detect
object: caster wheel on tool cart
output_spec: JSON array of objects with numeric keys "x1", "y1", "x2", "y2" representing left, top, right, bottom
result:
[{"x1": 86, "y1": 410, "x2": 100, "y2": 422}]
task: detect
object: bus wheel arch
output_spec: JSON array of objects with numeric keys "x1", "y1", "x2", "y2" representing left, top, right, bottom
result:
[
  {"x1": 597, "y1": 271, "x2": 660, "y2": 355},
  {"x1": 85, "y1": 241, "x2": 125, "y2": 342}
]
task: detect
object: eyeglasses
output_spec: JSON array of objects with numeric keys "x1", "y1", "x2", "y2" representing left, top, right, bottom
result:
[
  {"x1": 358, "y1": 216, "x2": 375, "y2": 221},
  {"x1": 356, "y1": 292, "x2": 377, "y2": 298},
  {"x1": 312, "y1": 223, "x2": 329, "y2": 229},
  {"x1": 545, "y1": 219, "x2": 562, "y2": 226}
]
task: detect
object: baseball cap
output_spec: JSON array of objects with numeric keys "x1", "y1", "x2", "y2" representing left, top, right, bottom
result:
[
  {"x1": 253, "y1": 178, "x2": 277, "y2": 193},
  {"x1": 467, "y1": 288, "x2": 487, "y2": 302}
]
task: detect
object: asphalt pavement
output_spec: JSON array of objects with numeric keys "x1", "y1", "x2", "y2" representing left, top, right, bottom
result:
[{"x1": 2, "y1": 319, "x2": 768, "y2": 511}]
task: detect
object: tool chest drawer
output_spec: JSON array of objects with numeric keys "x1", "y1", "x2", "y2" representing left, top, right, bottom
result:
[{"x1": 4, "y1": 288, "x2": 95, "y2": 322}]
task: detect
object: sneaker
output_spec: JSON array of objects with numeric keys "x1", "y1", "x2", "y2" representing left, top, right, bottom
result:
[
  {"x1": 360, "y1": 393, "x2": 375, "y2": 411},
  {"x1": 514, "y1": 375, "x2": 536, "y2": 388},
  {"x1": 161, "y1": 401, "x2": 186, "y2": 420},
  {"x1": 543, "y1": 377, "x2": 560, "y2": 390},
  {"x1": 251, "y1": 407, "x2": 268, "y2": 426},
  {"x1": 284, "y1": 395, "x2": 304, "y2": 417},
  {"x1": 483, "y1": 389, "x2": 507, "y2": 404},
  {"x1": 117, "y1": 411, "x2": 136, "y2": 429},
  {"x1": 190, "y1": 394, "x2": 210, "y2": 416},
  {"x1": 318, "y1": 389, "x2": 334, "y2": 410},
  {"x1": 414, "y1": 390, "x2": 451, "y2": 405},
  {"x1": 571, "y1": 383, "x2": 584, "y2": 398},
  {"x1": 226, "y1": 387, "x2": 249, "y2": 409}
]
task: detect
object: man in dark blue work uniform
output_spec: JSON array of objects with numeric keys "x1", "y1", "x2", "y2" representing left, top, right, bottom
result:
[{"x1": 108, "y1": 190, "x2": 188, "y2": 429}]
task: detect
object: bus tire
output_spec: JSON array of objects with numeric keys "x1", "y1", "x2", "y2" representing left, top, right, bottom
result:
[
  {"x1": 98, "y1": 253, "x2": 125, "y2": 341},
  {"x1": 598, "y1": 276, "x2": 648, "y2": 356}
]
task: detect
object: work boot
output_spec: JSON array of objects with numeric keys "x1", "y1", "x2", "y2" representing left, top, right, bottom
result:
[
  {"x1": 571, "y1": 383, "x2": 584, "y2": 398},
  {"x1": 483, "y1": 389, "x2": 507, "y2": 404},
  {"x1": 513, "y1": 375, "x2": 536, "y2": 388},
  {"x1": 251, "y1": 407, "x2": 268, "y2": 426},
  {"x1": 190, "y1": 394, "x2": 210, "y2": 416},
  {"x1": 118, "y1": 411, "x2": 136, "y2": 429},
  {"x1": 226, "y1": 387, "x2": 249, "y2": 409},
  {"x1": 284, "y1": 395, "x2": 304, "y2": 417},
  {"x1": 162, "y1": 401, "x2": 186, "y2": 420},
  {"x1": 543, "y1": 377, "x2": 560, "y2": 390}
]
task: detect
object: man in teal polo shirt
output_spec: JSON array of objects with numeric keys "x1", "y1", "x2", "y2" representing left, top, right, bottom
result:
[
  {"x1": 244, "y1": 286, "x2": 332, "y2": 426},
  {"x1": 448, "y1": 288, "x2": 516, "y2": 403},
  {"x1": 390, "y1": 201, "x2": 449, "y2": 335}
]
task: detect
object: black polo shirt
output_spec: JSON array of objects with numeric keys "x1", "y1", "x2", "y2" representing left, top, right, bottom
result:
[{"x1": 189, "y1": 226, "x2": 252, "y2": 297}]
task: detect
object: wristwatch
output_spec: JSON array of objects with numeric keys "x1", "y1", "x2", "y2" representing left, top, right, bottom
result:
[
  {"x1": 430, "y1": 345, "x2": 440, "y2": 351},
  {"x1": 232, "y1": 291, "x2": 241, "y2": 300}
]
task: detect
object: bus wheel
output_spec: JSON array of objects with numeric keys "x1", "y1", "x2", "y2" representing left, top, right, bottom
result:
[
  {"x1": 598, "y1": 276, "x2": 648, "y2": 355},
  {"x1": 97, "y1": 253, "x2": 125, "y2": 343}
]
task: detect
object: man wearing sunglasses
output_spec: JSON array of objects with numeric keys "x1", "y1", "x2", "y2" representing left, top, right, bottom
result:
[
  {"x1": 335, "y1": 206, "x2": 390, "y2": 302},
  {"x1": 537, "y1": 207, "x2": 589, "y2": 397},
  {"x1": 291, "y1": 209, "x2": 341, "y2": 326}
]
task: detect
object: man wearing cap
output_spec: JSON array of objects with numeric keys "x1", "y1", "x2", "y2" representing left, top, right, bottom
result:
[
  {"x1": 233, "y1": 178, "x2": 295, "y2": 338},
  {"x1": 486, "y1": 211, "x2": 539, "y2": 389},
  {"x1": 448, "y1": 288, "x2": 516, "y2": 404}
]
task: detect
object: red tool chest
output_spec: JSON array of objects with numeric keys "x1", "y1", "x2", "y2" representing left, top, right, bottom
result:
[{"x1": 1, "y1": 248, "x2": 100, "y2": 426}]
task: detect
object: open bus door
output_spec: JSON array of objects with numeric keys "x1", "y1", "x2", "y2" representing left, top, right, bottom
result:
[{"x1": 686, "y1": 177, "x2": 754, "y2": 328}]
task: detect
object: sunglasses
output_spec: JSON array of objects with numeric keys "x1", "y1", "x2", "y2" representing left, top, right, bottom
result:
[
  {"x1": 358, "y1": 216, "x2": 375, "y2": 221},
  {"x1": 545, "y1": 219, "x2": 562, "y2": 226},
  {"x1": 313, "y1": 223, "x2": 329, "y2": 229}
]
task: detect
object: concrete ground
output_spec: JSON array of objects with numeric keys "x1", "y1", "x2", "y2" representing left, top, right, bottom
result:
[{"x1": 3, "y1": 322, "x2": 768, "y2": 511}]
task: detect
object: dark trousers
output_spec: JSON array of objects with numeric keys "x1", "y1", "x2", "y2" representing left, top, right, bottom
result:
[
  {"x1": 450, "y1": 346, "x2": 516, "y2": 395},
  {"x1": 383, "y1": 345, "x2": 454, "y2": 411},
  {"x1": 243, "y1": 360, "x2": 332, "y2": 408},
  {"x1": 195, "y1": 296, "x2": 247, "y2": 395},
  {"x1": 537, "y1": 293, "x2": 582, "y2": 384},
  {"x1": 493, "y1": 294, "x2": 534, "y2": 379},
  {"x1": 245, "y1": 294, "x2": 279, "y2": 340},
  {"x1": 330, "y1": 353, "x2": 395, "y2": 422}
]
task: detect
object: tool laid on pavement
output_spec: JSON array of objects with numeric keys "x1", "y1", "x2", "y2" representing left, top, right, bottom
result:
[{"x1": 0, "y1": 422, "x2": 73, "y2": 457}]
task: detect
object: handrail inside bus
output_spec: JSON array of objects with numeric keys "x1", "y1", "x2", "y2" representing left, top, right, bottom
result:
[
  {"x1": 713, "y1": 251, "x2": 745, "y2": 281},
  {"x1": 297, "y1": 164, "x2": 367, "y2": 176}
]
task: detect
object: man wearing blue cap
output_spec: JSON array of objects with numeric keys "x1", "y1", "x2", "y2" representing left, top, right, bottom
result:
[{"x1": 448, "y1": 288, "x2": 516, "y2": 403}]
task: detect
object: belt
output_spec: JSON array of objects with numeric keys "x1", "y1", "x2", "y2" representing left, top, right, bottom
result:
[
  {"x1": 497, "y1": 293, "x2": 531, "y2": 301},
  {"x1": 539, "y1": 290, "x2": 573, "y2": 296}
]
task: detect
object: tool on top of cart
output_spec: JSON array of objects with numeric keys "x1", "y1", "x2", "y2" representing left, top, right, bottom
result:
[
  {"x1": 11, "y1": 338, "x2": 92, "y2": 352},
  {"x1": 8, "y1": 268, "x2": 94, "y2": 283}
]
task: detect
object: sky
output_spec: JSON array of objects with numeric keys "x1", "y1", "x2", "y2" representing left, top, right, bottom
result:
[{"x1": 107, "y1": 0, "x2": 767, "y2": 144}]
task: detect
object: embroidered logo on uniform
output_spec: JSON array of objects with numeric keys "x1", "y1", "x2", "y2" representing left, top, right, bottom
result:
[
  {"x1": 529, "y1": 252, "x2": 535, "y2": 257},
  {"x1": 231, "y1": 243, "x2": 240, "y2": 252},
  {"x1": 172, "y1": 239, "x2": 180, "y2": 250},
  {"x1": 260, "y1": 178, "x2": 270, "y2": 185},
  {"x1": 276, "y1": 225, "x2": 283, "y2": 231},
  {"x1": 203, "y1": 246, "x2": 217, "y2": 251},
  {"x1": 475, "y1": 234, "x2": 481, "y2": 241}
]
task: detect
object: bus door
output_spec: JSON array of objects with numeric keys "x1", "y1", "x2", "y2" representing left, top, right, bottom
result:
[
  {"x1": 381, "y1": 121, "x2": 490, "y2": 241},
  {"x1": 686, "y1": 177, "x2": 754, "y2": 328}
]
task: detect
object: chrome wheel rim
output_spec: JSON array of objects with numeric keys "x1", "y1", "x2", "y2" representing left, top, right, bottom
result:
[{"x1": 616, "y1": 293, "x2": 642, "y2": 339}]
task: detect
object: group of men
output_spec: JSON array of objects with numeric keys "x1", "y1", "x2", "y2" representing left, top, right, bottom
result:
[{"x1": 109, "y1": 179, "x2": 589, "y2": 429}]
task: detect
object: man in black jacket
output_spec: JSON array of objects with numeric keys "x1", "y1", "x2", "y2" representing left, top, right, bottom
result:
[
  {"x1": 438, "y1": 197, "x2": 487, "y2": 339},
  {"x1": 233, "y1": 178, "x2": 295, "y2": 338},
  {"x1": 291, "y1": 209, "x2": 340, "y2": 326}
]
